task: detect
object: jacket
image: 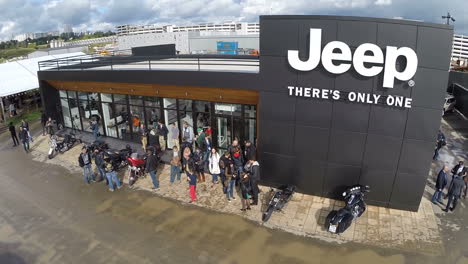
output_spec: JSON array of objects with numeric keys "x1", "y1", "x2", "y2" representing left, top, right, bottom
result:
[
  {"x1": 196, "y1": 132, "x2": 205, "y2": 148},
  {"x1": 145, "y1": 154, "x2": 159, "y2": 173},
  {"x1": 170, "y1": 153, "x2": 181, "y2": 166},
  {"x1": 94, "y1": 151, "x2": 105, "y2": 169},
  {"x1": 9, "y1": 125, "x2": 16, "y2": 135},
  {"x1": 182, "y1": 126, "x2": 194, "y2": 143},
  {"x1": 78, "y1": 152, "x2": 92, "y2": 167},
  {"x1": 250, "y1": 161, "x2": 260, "y2": 181},
  {"x1": 156, "y1": 124, "x2": 169, "y2": 137},
  {"x1": 224, "y1": 165, "x2": 235, "y2": 185},
  {"x1": 192, "y1": 151, "x2": 204, "y2": 172},
  {"x1": 244, "y1": 145, "x2": 257, "y2": 162},
  {"x1": 435, "y1": 169, "x2": 448, "y2": 190},
  {"x1": 232, "y1": 149, "x2": 244, "y2": 168},
  {"x1": 219, "y1": 155, "x2": 232, "y2": 169},
  {"x1": 21, "y1": 121, "x2": 29, "y2": 131},
  {"x1": 240, "y1": 177, "x2": 252, "y2": 196},
  {"x1": 447, "y1": 175, "x2": 465, "y2": 197},
  {"x1": 19, "y1": 129, "x2": 29, "y2": 142},
  {"x1": 201, "y1": 138, "x2": 212, "y2": 153},
  {"x1": 208, "y1": 153, "x2": 221, "y2": 174},
  {"x1": 187, "y1": 171, "x2": 197, "y2": 185},
  {"x1": 451, "y1": 165, "x2": 467, "y2": 176}
]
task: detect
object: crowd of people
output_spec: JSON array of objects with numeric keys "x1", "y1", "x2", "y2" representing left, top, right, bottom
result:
[
  {"x1": 77, "y1": 120, "x2": 260, "y2": 210},
  {"x1": 431, "y1": 130, "x2": 468, "y2": 213}
]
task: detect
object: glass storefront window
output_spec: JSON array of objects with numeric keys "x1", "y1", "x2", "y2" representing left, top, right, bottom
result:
[
  {"x1": 61, "y1": 98, "x2": 72, "y2": 128},
  {"x1": 59, "y1": 90, "x2": 67, "y2": 98},
  {"x1": 101, "y1": 93, "x2": 112, "y2": 102},
  {"x1": 195, "y1": 112, "x2": 210, "y2": 129},
  {"x1": 78, "y1": 91, "x2": 89, "y2": 101},
  {"x1": 102, "y1": 102, "x2": 118, "y2": 138},
  {"x1": 244, "y1": 105, "x2": 256, "y2": 118},
  {"x1": 114, "y1": 94, "x2": 127, "y2": 104},
  {"x1": 165, "y1": 110, "x2": 179, "y2": 149},
  {"x1": 179, "y1": 110, "x2": 193, "y2": 130},
  {"x1": 68, "y1": 98, "x2": 82, "y2": 130},
  {"x1": 115, "y1": 104, "x2": 130, "y2": 141},
  {"x1": 68, "y1": 91, "x2": 77, "y2": 99},
  {"x1": 163, "y1": 98, "x2": 177, "y2": 109},
  {"x1": 178, "y1": 99, "x2": 192, "y2": 111},
  {"x1": 79, "y1": 99, "x2": 92, "y2": 132},
  {"x1": 245, "y1": 119, "x2": 256, "y2": 144},
  {"x1": 194, "y1": 101, "x2": 210, "y2": 112},
  {"x1": 129, "y1": 95, "x2": 143, "y2": 105},
  {"x1": 215, "y1": 103, "x2": 241, "y2": 116},
  {"x1": 145, "y1": 97, "x2": 160, "y2": 107}
]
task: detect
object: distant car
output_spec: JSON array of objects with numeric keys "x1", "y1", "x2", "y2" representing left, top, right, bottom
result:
[{"x1": 443, "y1": 94, "x2": 456, "y2": 116}]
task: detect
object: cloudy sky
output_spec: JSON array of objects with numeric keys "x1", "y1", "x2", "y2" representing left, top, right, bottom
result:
[{"x1": 0, "y1": 0, "x2": 466, "y2": 41}]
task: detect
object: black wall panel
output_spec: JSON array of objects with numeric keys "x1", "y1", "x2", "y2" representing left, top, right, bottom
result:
[{"x1": 39, "y1": 15, "x2": 453, "y2": 211}]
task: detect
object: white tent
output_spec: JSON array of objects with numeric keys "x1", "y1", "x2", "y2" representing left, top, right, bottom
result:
[{"x1": 0, "y1": 52, "x2": 86, "y2": 97}]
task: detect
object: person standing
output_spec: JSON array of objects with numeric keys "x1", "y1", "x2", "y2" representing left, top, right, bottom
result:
[
  {"x1": 243, "y1": 140, "x2": 256, "y2": 164},
  {"x1": 8, "y1": 122, "x2": 19, "y2": 147},
  {"x1": 224, "y1": 163, "x2": 236, "y2": 201},
  {"x1": 45, "y1": 117, "x2": 54, "y2": 135},
  {"x1": 156, "y1": 120, "x2": 169, "y2": 151},
  {"x1": 140, "y1": 123, "x2": 148, "y2": 152},
  {"x1": 451, "y1": 161, "x2": 467, "y2": 178},
  {"x1": 78, "y1": 147, "x2": 95, "y2": 184},
  {"x1": 145, "y1": 147, "x2": 159, "y2": 190},
  {"x1": 195, "y1": 128, "x2": 205, "y2": 149},
  {"x1": 9, "y1": 102, "x2": 15, "y2": 117},
  {"x1": 247, "y1": 158, "x2": 260, "y2": 206},
  {"x1": 433, "y1": 130, "x2": 446, "y2": 160},
  {"x1": 240, "y1": 173, "x2": 252, "y2": 211},
  {"x1": 443, "y1": 172, "x2": 465, "y2": 212},
  {"x1": 94, "y1": 148, "x2": 107, "y2": 184},
  {"x1": 41, "y1": 112, "x2": 47, "y2": 136},
  {"x1": 170, "y1": 123, "x2": 180, "y2": 150},
  {"x1": 432, "y1": 166, "x2": 449, "y2": 204},
  {"x1": 19, "y1": 126, "x2": 30, "y2": 153},
  {"x1": 219, "y1": 151, "x2": 232, "y2": 193},
  {"x1": 193, "y1": 147, "x2": 205, "y2": 183},
  {"x1": 181, "y1": 146, "x2": 193, "y2": 174},
  {"x1": 202, "y1": 135, "x2": 213, "y2": 168},
  {"x1": 182, "y1": 122, "x2": 194, "y2": 145},
  {"x1": 91, "y1": 118, "x2": 100, "y2": 141},
  {"x1": 186, "y1": 162, "x2": 197, "y2": 203},
  {"x1": 20, "y1": 119, "x2": 29, "y2": 131},
  {"x1": 232, "y1": 146, "x2": 244, "y2": 181},
  {"x1": 105, "y1": 163, "x2": 121, "y2": 192},
  {"x1": 208, "y1": 147, "x2": 220, "y2": 186},
  {"x1": 170, "y1": 146, "x2": 182, "y2": 184}
]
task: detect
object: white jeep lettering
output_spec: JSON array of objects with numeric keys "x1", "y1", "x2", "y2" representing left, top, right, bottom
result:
[{"x1": 288, "y1": 28, "x2": 418, "y2": 88}]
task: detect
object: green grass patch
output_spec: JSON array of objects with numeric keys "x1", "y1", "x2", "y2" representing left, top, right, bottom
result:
[
  {"x1": 0, "y1": 48, "x2": 36, "y2": 60},
  {"x1": 6, "y1": 111, "x2": 41, "y2": 127}
]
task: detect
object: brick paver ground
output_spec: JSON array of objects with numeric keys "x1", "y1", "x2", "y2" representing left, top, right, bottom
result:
[{"x1": 29, "y1": 132, "x2": 444, "y2": 256}]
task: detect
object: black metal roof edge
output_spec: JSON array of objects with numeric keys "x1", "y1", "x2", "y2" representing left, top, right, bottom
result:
[{"x1": 259, "y1": 15, "x2": 453, "y2": 30}]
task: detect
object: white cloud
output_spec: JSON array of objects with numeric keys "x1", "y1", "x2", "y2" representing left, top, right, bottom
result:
[{"x1": 374, "y1": 0, "x2": 392, "y2": 6}]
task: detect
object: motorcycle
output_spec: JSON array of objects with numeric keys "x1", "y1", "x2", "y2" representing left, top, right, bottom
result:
[
  {"x1": 325, "y1": 185, "x2": 370, "y2": 234},
  {"x1": 262, "y1": 185, "x2": 296, "y2": 222},
  {"x1": 56, "y1": 133, "x2": 81, "y2": 153},
  {"x1": 127, "y1": 152, "x2": 147, "y2": 186},
  {"x1": 86, "y1": 140, "x2": 109, "y2": 153},
  {"x1": 48, "y1": 135, "x2": 58, "y2": 159},
  {"x1": 103, "y1": 145, "x2": 133, "y2": 171}
]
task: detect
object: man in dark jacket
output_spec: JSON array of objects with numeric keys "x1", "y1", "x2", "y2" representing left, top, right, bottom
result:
[
  {"x1": 78, "y1": 147, "x2": 95, "y2": 184},
  {"x1": 219, "y1": 151, "x2": 232, "y2": 193},
  {"x1": 451, "y1": 161, "x2": 467, "y2": 177},
  {"x1": 94, "y1": 148, "x2": 107, "y2": 184},
  {"x1": 156, "y1": 120, "x2": 169, "y2": 151},
  {"x1": 246, "y1": 159, "x2": 260, "y2": 205},
  {"x1": 243, "y1": 140, "x2": 256, "y2": 164},
  {"x1": 145, "y1": 147, "x2": 159, "y2": 189},
  {"x1": 444, "y1": 172, "x2": 465, "y2": 212},
  {"x1": 432, "y1": 166, "x2": 449, "y2": 204},
  {"x1": 19, "y1": 126, "x2": 29, "y2": 153},
  {"x1": 8, "y1": 122, "x2": 19, "y2": 146},
  {"x1": 433, "y1": 131, "x2": 446, "y2": 160}
]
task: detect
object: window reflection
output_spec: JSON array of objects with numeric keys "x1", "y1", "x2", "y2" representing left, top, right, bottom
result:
[{"x1": 61, "y1": 98, "x2": 72, "y2": 128}]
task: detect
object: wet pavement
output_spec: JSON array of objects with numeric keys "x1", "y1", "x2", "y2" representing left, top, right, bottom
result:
[{"x1": 0, "y1": 119, "x2": 467, "y2": 263}]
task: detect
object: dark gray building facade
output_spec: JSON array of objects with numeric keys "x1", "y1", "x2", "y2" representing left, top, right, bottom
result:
[{"x1": 39, "y1": 16, "x2": 453, "y2": 211}]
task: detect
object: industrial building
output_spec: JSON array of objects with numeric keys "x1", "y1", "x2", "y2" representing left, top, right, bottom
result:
[{"x1": 116, "y1": 22, "x2": 260, "y2": 36}]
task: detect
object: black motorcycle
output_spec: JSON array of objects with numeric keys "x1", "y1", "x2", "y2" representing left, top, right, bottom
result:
[
  {"x1": 103, "y1": 145, "x2": 133, "y2": 171},
  {"x1": 262, "y1": 185, "x2": 296, "y2": 222},
  {"x1": 86, "y1": 140, "x2": 109, "y2": 153},
  {"x1": 56, "y1": 133, "x2": 81, "y2": 153},
  {"x1": 325, "y1": 185, "x2": 370, "y2": 234}
]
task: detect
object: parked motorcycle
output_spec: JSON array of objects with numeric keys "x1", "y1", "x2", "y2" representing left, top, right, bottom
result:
[
  {"x1": 103, "y1": 145, "x2": 133, "y2": 171},
  {"x1": 325, "y1": 185, "x2": 370, "y2": 234},
  {"x1": 262, "y1": 185, "x2": 296, "y2": 222},
  {"x1": 56, "y1": 133, "x2": 81, "y2": 153},
  {"x1": 127, "y1": 153, "x2": 147, "y2": 186},
  {"x1": 86, "y1": 140, "x2": 109, "y2": 153},
  {"x1": 48, "y1": 135, "x2": 58, "y2": 159}
]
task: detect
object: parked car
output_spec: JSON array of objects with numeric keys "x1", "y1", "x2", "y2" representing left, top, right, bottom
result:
[{"x1": 443, "y1": 94, "x2": 456, "y2": 116}]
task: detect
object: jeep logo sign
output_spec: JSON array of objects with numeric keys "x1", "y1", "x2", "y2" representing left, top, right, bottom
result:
[{"x1": 288, "y1": 28, "x2": 418, "y2": 88}]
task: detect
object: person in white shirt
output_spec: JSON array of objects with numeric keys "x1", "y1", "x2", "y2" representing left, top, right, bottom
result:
[{"x1": 208, "y1": 148, "x2": 221, "y2": 186}]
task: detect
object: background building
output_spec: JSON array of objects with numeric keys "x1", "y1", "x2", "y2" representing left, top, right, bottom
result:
[
  {"x1": 452, "y1": 34, "x2": 468, "y2": 67},
  {"x1": 116, "y1": 22, "x2": 260, "y2": 36}
]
